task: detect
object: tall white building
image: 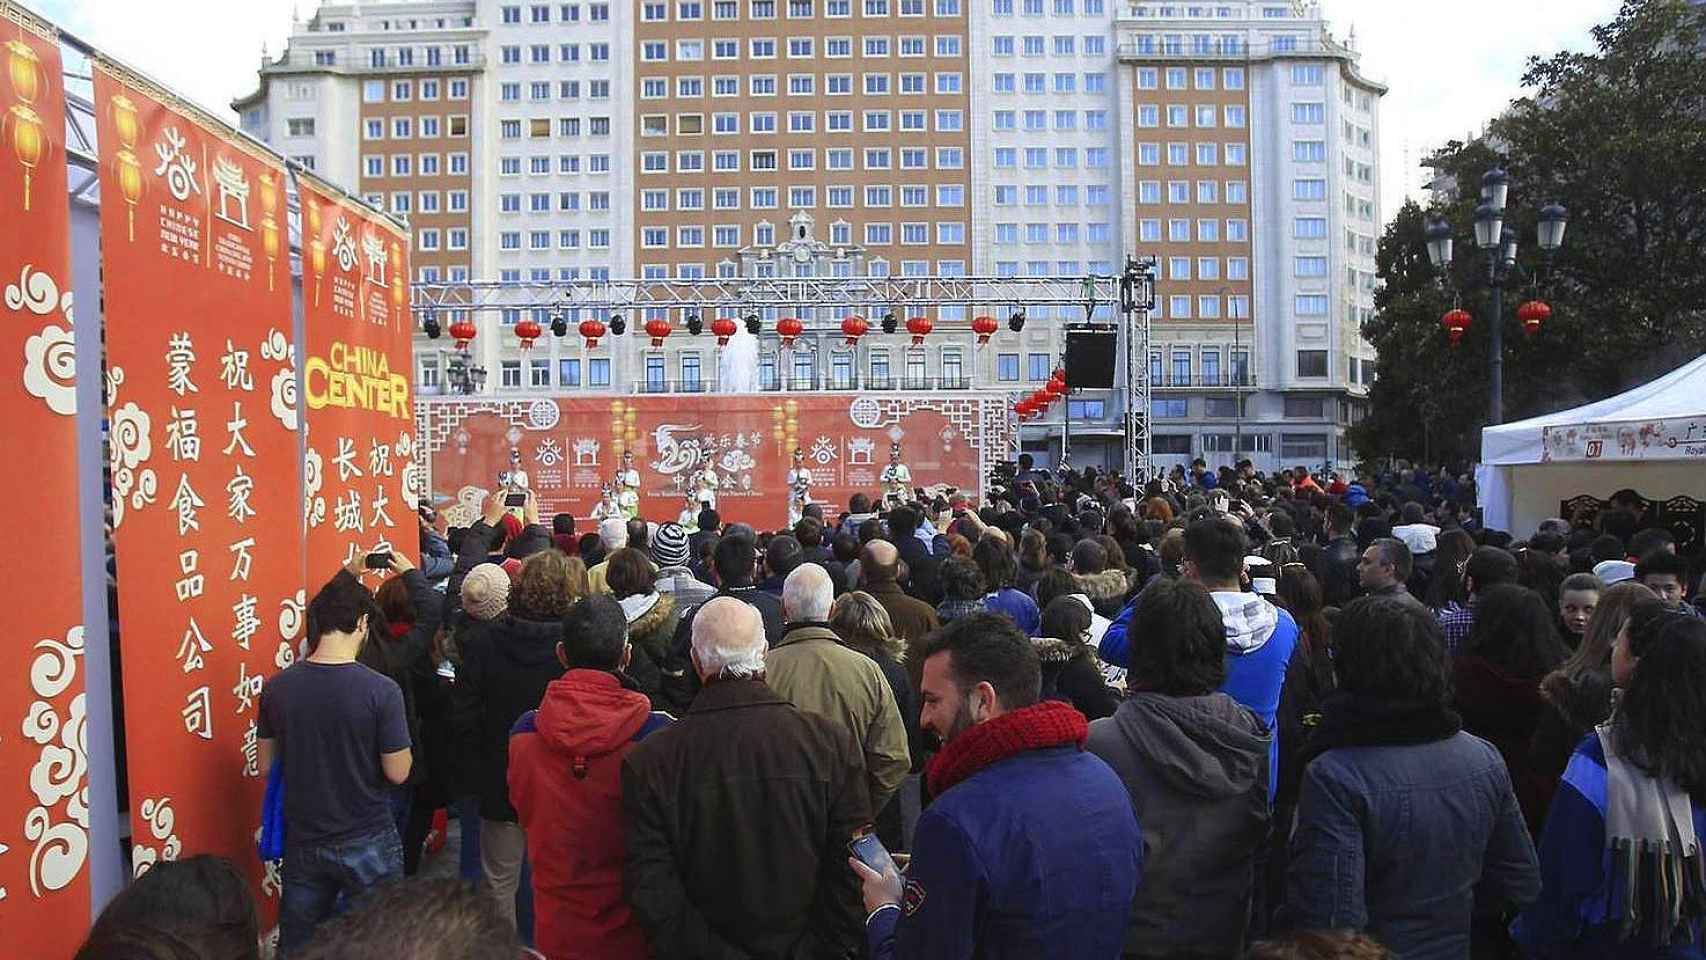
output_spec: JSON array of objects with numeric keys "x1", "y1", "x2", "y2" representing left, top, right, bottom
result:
[
  {"x1": 1115, "y1": 0, "x2": 1382, "y2": 472},
  {"x1": 237, "y1": 0, "x2": 1383, "y2": 474}
]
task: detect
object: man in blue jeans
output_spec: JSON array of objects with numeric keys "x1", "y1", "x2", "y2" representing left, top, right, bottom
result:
[{"x1": 260, "y1": 559, "x2": 414, "y2": 953}]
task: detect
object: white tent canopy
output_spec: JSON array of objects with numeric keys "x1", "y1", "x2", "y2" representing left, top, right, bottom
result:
[{"x1": 1478, "y1": 354, "x2": 1706, "y2": 534}]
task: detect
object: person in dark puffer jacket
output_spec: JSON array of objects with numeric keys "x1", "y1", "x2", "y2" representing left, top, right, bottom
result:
[
  {"x1": 1034, "y1": 597, "x2": 1120, "y2": 721},
  {"x1": 1089, "y1": 577, "x2": 1271, "y2": 958},
  {"x1": 452, "y1": 550, "x2": 574, "y2": 930}
]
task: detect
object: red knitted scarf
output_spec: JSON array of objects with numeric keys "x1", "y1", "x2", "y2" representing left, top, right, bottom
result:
[{"x1": 925, "y1": 700, "x2": 1088, "y2": 797}]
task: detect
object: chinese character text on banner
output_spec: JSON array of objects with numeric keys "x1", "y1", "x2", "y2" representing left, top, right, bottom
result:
[
  {"x1": 0, "y1": 7, "x2": 90, "y2": 953},
  {"x1": 297, "y1": 177, "x2": 416, "y2": 576},
  {"x1": 93, "y1": 60, "x2": 300, "y2": 918}
]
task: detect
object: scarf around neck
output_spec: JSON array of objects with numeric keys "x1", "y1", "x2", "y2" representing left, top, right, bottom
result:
[
  {"x1": 925, "y1": 700, "x2": 1087, "y2": 797},
  {"x1": 1598, "y1": 723, "x2": 1706, "y2": 945},
  {"x1": 1301, "y1": 692, "x2": 1461, "y2": 769}
]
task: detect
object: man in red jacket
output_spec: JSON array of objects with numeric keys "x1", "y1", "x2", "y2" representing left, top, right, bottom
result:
[{"x1": 509, "y1": 594, "x2": 673, "y2": 960}]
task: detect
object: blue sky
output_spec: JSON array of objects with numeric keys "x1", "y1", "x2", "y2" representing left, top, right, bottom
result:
[{"x1": 33, "y1": 0, "x2": 1613, "y2": 225}]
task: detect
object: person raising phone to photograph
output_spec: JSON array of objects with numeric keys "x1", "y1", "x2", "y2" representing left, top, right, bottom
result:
[{"x1": 850, "y1": 613, "x2": 1141, "y2": 960}]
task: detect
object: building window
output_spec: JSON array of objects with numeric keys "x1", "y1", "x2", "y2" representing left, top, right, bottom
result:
[
  {"x1": 589, "y1": 358, "x2": 611, "y2": 386},
  {"x1": 1296, "y1": 350, "x2": 1328, "y2": 378}
]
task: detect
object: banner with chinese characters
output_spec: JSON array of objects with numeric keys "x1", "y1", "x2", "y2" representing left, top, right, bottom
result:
[
  {"x1": 297, "y1": 176, "x2": 417, "y2": 576},
  {"x1": 1543, "y1": 416, "x2": 1706, "y2": 463},
  {"x1": 0, "y1": 7, "x2": 89, "y2": 953},
  {"x1": 417, "y1": 394, "x2": 1014, "y2": 529},
  {"x1": 94, "y1": 60, "x2": 300, "y2": 914}
]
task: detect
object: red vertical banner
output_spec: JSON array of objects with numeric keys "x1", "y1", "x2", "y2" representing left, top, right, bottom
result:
[
  {"x1": 297, "y1": 177, "x2": 417, "y2": 576},
  {"x1": 0, "y1": 8, "x2": 89, "y2": 953},
  {"x1": 93, "y1": 61, "x2": 300, "y2": 920}
]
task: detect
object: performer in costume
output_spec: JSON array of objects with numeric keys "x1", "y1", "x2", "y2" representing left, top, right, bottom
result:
[
  {"x1": 677, "y1": 493, "x2": 701, "y2": 533},
  {"x1": 880, "y1": 442, "x2": 912, "y2": 507},
  {"x1": 590, "y1": 482, "x2": 623, "y2": 522},
  {"x1": 786, "y1": 447, "x2": 813, "y2": 527},
  {"x1": 694, "y1": 451, "x2": 720, "y2": 511},
  {"x1": 616, "y1": 450, "x2": 642, "y2": 520}
]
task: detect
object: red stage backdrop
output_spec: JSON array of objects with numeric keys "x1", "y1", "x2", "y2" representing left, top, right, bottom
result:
[
  {"x1": 95, "y1": 60, "x2": 300, "y2": 917},
  {"x1": 298, "y1": 177, "x2": 417, "y2": 577},
  {"x1": 0, "y1": 8, "x2": 89, "y2": 953},
  {"x1": 417, "y1": 395, "x2": 1015, "y2": 529}
]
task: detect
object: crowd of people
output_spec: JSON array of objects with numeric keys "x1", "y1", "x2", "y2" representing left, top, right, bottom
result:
[{"x1": 76, "y1": 454, "x2": 1706, "y2": 960}]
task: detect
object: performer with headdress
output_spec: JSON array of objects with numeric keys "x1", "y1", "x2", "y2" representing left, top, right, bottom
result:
[
  {"x1": 880, "y1": 442, "x2": 912, "y2": 507},
  {"x1": 616, "y1": 449, "x2": 642, "y2": 520},
  {"x1": 786, "y1": 447, "x2": 813, "y2": 527},
  {"x1": 590, "y1": 482, "x2": 623, "y2": 522},
  {"x1": 677, "y1": 492, "x2": 701, "y2": 533},
  {"x1": 694, "y1": 445, "x2": 720, "y2": 511}
]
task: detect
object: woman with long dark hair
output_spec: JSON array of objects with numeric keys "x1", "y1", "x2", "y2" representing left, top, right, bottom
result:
[
  {"x1": 1281, "y1": 596, "x2": 1539, "y2": 953},
  {"x1": 1454, "y1": 583, "x2": 1570, "y2": 834},
  {"x1": 1426, "y1": 528, "x2": 1476, "y2": 612},
  {"x1": 1530, "y1": 581, "x2": 1655, "y2": 825},
  {"x1": 1513, "y1": 608, "x2": 1706, "y2": 956},
  {"x1": 1034, "y1": 596, "x2": 1120, "y2": 721}
]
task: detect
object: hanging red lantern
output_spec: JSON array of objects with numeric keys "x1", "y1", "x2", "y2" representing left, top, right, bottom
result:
[
  {"x1": 1014, "y1": 399, "x2": 1033, "y2": 417},
  {"x1": 1517, "y1": 299, "x2": 1551, "y2": 337},
  {"x1": 972, "y1": 314, "x2": 998, "y2": 345},
  {"x1": 1440, "y1": 308, "x2": 1471, "y2": 347},
  {"x1": 449, "y1": 317, "x2": 477, "y2": 351},
  {"x1": 578, "y1": 318, "x2": 606, "y2": 348},
  {"x1": 777, "y1": 316, "x2": 805, "y2": 348},
  {"x1": 644, "y1": 318, "x2": 673, "y2": 347},
  {"x1": 1045, "y1": 377, "x2": 1067, "y2": 398},
  {"x1": 710, "y1": 316, "x2": 738, "y2": 346},
  {"x1": 514, "y1": 317, "x2": 543, "y2": 350},
  {"x1": 841, "y1": 315, "x2": 868, "y2": 346},
  {"x1": 906, "y1": 315, "x2": 933, "y2": 345}
]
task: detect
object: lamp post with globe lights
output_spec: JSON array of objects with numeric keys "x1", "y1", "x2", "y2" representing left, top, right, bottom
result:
[{"x1": 1423, "y1": 166, "x2": 1568, "y2": 425}]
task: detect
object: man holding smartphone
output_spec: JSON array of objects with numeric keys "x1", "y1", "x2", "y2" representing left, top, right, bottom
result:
[{"x1": 849, "y1": 613, "x2": 1141, "y2": 959}]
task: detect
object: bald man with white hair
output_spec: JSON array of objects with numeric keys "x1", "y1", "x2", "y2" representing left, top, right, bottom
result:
[
  {"x1": 769, "y1": 564, "x2": 911, "y2": 818},
  {"x1": 622, "y1": 595, "x2": 872, "y2": 959}
]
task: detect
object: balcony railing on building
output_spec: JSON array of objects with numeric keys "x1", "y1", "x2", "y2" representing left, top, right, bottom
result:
[
  {"x1": 1115, "y1": 36, "x2": 1352, "y2": 62},
  {"x1": 1150, "y1": 372, "x2": 1257, "y2": 388},
  {"x1": 630, "y1": 374, "x2": 975, "y2": 394}
]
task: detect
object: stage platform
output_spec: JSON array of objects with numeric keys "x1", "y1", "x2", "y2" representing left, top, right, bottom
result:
[{"x1": 417, "y1": 393, "x2": 1016, "y2": 530}]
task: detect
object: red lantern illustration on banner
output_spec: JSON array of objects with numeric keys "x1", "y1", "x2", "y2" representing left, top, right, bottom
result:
[
  {"x1": 777, "y1": 316, "x2": 804, "y2": 348},
  {"x1": 711, "y1": 316, "x2": 738, "y2": 346},
  {"x1": 644, "y1": 317, "x2": 673, "y2": 347},
  {"x1": 906, "y1": 315, "x2": 933, "y2": 345},
  {"x1": 972, "y1": 314, "x2": 998, "y2": 345},
  {"x1": 841, "y1": 314, "x2": 868, "y2": 346},
  {"x1": 449, "y1": 316, "x2": 477, "y2": 351},
  {"x1": 515, "y1": 316, "x2": 543, "y2": 350},
  {"x1": 6, "y1": 38, "x2": 47, "y2": 211},
  {"x1": 1440, "y1": 308, "x2": 1471, "y2": 347},
  {"x1": 1517, "y1": 299, "x2": 1550, "y2": 337},
  {"x1": 579, "y1": 317, "x2": 607, "y2": 348}
]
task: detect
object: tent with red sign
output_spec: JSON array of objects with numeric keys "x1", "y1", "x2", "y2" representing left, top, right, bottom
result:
[{"x1": 1478, "y1": 353, "x2": 1706, "y2": 535}]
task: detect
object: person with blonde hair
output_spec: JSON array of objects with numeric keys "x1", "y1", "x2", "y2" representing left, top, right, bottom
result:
[
  {"x1": 830, "y1": 589, "x2": 922, "y2": 848},
  {"x1": 623, "y1": 597, "x2": 871, "y2": 958}
]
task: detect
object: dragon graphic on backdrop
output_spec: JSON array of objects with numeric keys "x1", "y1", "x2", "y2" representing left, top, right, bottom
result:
[{"x1": 650, "y1": 423, "x2": 704, "y2": 477}]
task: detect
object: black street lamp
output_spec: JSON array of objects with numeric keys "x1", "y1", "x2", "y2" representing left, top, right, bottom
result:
[
  {"x1": 1423, "y1": 166, "x2": 1568, "y2": 424},
  {"x1": 446, "y1": 355, "x2": 487, "y2": 395}
]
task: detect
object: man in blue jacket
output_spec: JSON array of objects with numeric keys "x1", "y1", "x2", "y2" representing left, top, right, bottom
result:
[
  {"x1": 850, "y1": 612, "x2": 1142, "y2": 959},
  {"x1": 1099, "y1": 516, "x2": 1296, "y2": 802}
]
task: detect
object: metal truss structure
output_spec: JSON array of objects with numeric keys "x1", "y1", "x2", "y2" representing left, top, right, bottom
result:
[
  {"x1": 411, "y1": 262, "x2": 1158, "y2": 480},
  {"x1": 410, "y1": 274, "x2": 1133, "y2": 315}
]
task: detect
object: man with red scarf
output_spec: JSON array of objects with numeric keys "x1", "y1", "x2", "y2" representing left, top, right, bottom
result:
[{"x1": 850, "y1": 613, "x2": 1142, "y2": 959}]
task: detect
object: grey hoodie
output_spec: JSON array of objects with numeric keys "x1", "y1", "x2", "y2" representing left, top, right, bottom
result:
[{"x1": 1087, "y1": 692, "x2": 1272, "y2": 957}]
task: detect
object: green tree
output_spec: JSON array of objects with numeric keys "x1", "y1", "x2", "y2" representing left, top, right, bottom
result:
[{"x1": 1357, "y1": 0, "x2": 1706, "y2": 460}]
